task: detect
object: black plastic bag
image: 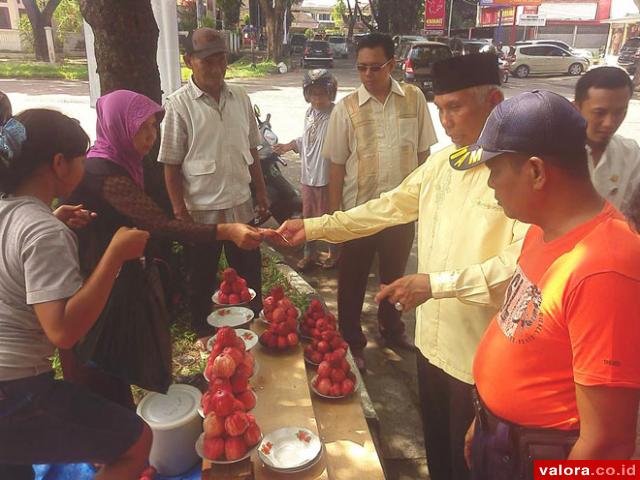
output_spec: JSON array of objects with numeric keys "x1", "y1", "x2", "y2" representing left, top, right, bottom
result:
[{"x1": 74, "y1": 258, "x2": 173, "y2": 393}]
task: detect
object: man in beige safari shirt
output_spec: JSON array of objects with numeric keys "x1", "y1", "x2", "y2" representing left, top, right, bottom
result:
[{"x1": 323, "y1": 33, "x2": 437, "y2": 369}]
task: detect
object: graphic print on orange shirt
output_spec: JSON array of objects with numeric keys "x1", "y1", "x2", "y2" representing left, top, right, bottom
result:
[{"x1": 498, "y1": 265, "x2": 543, "y2": 344}]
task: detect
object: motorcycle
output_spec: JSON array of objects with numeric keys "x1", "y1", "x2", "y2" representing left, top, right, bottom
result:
[
  {"x1": 498, "y1": 57, "x2": 510, "y2": 84},
  {"x1": 252, "y1": 105, "x2": 302, "y2": 225}
]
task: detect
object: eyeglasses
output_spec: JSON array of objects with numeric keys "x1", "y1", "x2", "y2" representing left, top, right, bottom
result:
[{"x1": 355, "y1": 58, "x2": 393, "y2": 72}]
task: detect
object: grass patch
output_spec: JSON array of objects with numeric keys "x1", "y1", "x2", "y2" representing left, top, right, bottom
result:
[
  {"x1": 0, "y1": 57, "x2": 274, "y2": 82},
  {"x1": 181, "y1": 58, "x2": 276, "y2": 82},
  {"x1": 0, "y1": 61, "x2": 88, "y2": 80}
]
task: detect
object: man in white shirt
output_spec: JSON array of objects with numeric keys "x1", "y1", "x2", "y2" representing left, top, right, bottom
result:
[
  {"x1": 158, "y1": 28, "x2": 268, "y2": 333},
  {"x1": 574, "y1": 66, "x2": 640, "y2": 216}
]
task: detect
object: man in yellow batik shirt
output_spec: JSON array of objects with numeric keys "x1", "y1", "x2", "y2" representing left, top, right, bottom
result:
[{"x1": 278, "y1": 53, "x2": 528, "y2": 480}]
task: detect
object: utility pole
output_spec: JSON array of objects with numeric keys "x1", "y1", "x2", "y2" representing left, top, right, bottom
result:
[{"x1": 447, "y1": 0, "x2": 454, "y2": 37}]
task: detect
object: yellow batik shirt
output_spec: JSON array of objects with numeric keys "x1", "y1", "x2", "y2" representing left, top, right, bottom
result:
[{"x1": 305, "y1": 145, "x2": 529, "y2": 384}]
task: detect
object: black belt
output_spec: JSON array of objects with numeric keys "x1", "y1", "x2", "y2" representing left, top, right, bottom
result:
[{"x1": 472, "y1": 388, "x2": 578, "y2": 465}]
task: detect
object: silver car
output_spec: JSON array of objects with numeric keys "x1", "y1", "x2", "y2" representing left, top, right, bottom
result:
[
  {"x1": 509, "y1": 44, "x2": 589, "y2": 78},
  {"x1": 328, "y1": 36, "x2": 348, "y2": 59}
]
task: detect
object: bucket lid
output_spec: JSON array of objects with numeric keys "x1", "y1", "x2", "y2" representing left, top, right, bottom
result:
[{"x1": 137, "y1": 384, "x2": 202, "y2": 430}]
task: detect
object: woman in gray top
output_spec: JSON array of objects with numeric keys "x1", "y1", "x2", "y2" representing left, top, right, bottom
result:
[{"x1": 0, "y1": 109, "x2": 152, "y2": 479}]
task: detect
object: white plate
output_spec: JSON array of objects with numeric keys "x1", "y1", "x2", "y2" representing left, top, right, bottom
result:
[
  {"x1": 195, "y1": 432, "x2": 260, "y2": 464},
  {"x1": 258, "y1": 427, "x2": 322, "y2": 470},
  {"x1": 199, "y1": 390, "x2": 257, "y2": 418},
  {"x1": 303, "y1": 355, "x2": 320, "y2": 367},
  {"x1": 298, "y1": 325, "x2": 313, "y2": 341},
  {"x1": 212, "y1": 288, "x2": 256, "y2": 306},
  {"x1": 208, "y1": 329, "x2": 259, "y2": 351},
  {"x1": 268, "y1": 445, "x2": 324, "y2": 473},
  {"x1": 258, "y1": 307, "x2": 301, "y2": 325},
  {"x1": 203, "y1": 358, "x2": 259, "y2": 382},
  {"x1": 207, "y1": 307, "x2": 254, "y2": 328},
  {"x1": 309, "y1": 374, "x2": 359, "y2": 399}
]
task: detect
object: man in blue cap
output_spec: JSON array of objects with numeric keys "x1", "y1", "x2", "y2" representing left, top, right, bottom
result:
[{"x1": 460, "y1": 91, "x2": 640, "y2": 479}]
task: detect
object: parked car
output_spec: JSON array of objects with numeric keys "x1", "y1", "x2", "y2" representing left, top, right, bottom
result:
[
  {"x1": 302, "y1": 40, "x2": 333, "y2": 68},
  {"x1": 462, "y1": 39, "x2": 497, "y2": 55},
  {"x1": 353, "y1": 33, "x2": 369, "y2": 48},
  {"x1": 508, "y1": 44, "x2": 589, "y2": 78},
  {"x1": 328, "y1": 36, "x2": 349, "y2": 58},
  {"x1": 514, "y1": 39, "x2": 596, "y2": 62},
  {"x1": 618, "y1": 37, "x2": 640, "y2": 74},
  {"x1": 290, "y1": 33, "x2": 307, "y2": 53},
  {"x1": 403, "y1": 41, "x2": 452, "y2": 98},
  {"x1": 395, "y1": 42, "x2": 414, "y2": 69},
  {"x1": 393, "y1": 34, "x2": 426, "y2": 56}
]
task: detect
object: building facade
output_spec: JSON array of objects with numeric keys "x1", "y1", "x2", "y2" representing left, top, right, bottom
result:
[
  {"x1": 476, "y1": 0, "x2": 611, "y2": 49},
  {"x1": 0, "y1": 0, "x2": 24, "y2": 52}
]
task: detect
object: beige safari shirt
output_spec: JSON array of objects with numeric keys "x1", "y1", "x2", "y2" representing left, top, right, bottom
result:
[
  {"x1": 305, "y1": 145, "x2": 528, "y2": 384},
  {"x1": 158, "y1": 78, "x2": 261, "y2": 215},
  {"x1": 323, "y1": 79, "x2": 437, "y2": 209}
]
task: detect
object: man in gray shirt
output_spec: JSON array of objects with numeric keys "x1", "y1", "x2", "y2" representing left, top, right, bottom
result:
[{"x1": 159, "y1": 28, "x2": 268, "y2": 333}]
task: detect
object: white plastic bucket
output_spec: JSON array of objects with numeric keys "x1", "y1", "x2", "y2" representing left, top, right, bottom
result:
[{"x1": 137, "y1": 384, "x2": 203, "y2": 476}]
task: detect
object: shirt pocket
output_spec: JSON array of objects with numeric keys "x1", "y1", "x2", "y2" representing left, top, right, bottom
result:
[
  {"x1": 184, "y1": 156, "x2": 216, "y2": 176},
  {"x1": 242, "y1": 151, "x2": 255, "y2": 166},
  {"x1": 398, "y1": 117, "x2": 418, "y2": 148}
]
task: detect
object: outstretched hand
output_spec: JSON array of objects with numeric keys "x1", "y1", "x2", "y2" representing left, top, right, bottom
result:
[
  {"x1": 53, "y1": 204, "x2": 97, "y2": 230},
  {"x1": 230, "y1": 224, "x2": 264, "y2": 250},
  {"x1": 375, "y1": 274, "x2": 433, "y2": 311},
  {"x1": 276, "y1": 219, "x2": 306, "y2": 247}
]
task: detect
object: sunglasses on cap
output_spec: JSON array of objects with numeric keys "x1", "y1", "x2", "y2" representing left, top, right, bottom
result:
[{"x1": 355, "y1": 58, "x2": 393, "y2": 73}]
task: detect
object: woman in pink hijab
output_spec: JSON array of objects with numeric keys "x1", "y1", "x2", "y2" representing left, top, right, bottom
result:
[{"x1": 62, "y1": 90, "x2": 263, "y2": 408}]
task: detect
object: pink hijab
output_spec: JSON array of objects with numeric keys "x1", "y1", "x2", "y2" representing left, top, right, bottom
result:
[{"x1": 87, "y1": 90, "x2": 164, "y2": 188}]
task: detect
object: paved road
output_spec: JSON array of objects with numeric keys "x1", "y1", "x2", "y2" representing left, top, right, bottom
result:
[{"x1": 2, "y1": 59, "x2": 640, "y2": 479}]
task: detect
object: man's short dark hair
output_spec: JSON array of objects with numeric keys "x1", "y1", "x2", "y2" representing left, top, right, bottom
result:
[
  {"x1": 356, "y1": 33, "x2": 394, "y2": 60},
  {"x1": 575, "y1": 67, "x2": 633, "y2": 104}
]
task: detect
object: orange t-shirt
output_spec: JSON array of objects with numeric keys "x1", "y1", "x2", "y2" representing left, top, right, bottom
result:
[{"x1": 474, "y1": 203, "x2": 640, "y2": 430}]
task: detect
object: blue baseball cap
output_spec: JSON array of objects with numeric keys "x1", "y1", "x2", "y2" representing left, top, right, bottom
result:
[{"x1": 449, "y1": 90, "x2": 587, "y2": 171}]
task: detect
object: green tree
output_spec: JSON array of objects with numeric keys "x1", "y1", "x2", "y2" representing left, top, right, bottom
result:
[
  {"x1": 20, "y1": 0, "x2": 82, "y2": 57},
  {"x1": 258, "y1": 0, "x2": 301, "y2": 61},
  {"x1": 177, "y1": 0, "x2": 197, "y2": 31},
  {"x1": 304, "y1": 28, "x2": 314, "y2": 39},
  {"x1": 54, "y1": 0, "x2": 82, "y2": 37},
  {"x1": 22, "y1": 0, "x2": 63, "y2": 61},
  {"x1": 332, "y1": 0, "x2": 346, "y2": 28},
  {"x1": 219, "y1": 0, "x2": 243, "y2": 29}
]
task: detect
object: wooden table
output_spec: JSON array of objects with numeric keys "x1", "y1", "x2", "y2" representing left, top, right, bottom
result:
[{"x1": 202, "y1": 323, "x2": 385, "y2": 479}]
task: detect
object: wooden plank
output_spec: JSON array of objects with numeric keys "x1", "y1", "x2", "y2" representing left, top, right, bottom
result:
[
  {"x1": 202, "y1": 313, "x2": 385, "y2": 479},
  {"x1": 306, "y1": 360, "x2": 385, "y2": 480},
  {"x1": 203, "y1": 324, "x2": 328, "y2": 479}
]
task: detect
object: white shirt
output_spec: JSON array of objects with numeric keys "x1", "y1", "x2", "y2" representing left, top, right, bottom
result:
[
  {"x1": 588, "y1": 135, "x2": 640, "y2": 216},
  {"x1": 296, "y1": 105, "x2": 333, "y2": 187},
  {"x1": 157, "y1": 78, "x2": 261, "y2": 213}
]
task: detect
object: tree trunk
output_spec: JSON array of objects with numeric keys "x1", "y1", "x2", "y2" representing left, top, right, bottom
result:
[
  {"x1": 389, "y1": 0, "x2": 420, "y2": 34},
  {"x1": 345, "y1": 0, "x2": 356, "y2": 39},
  {"x1": 356, "y1": 1, "x2": 375, "y2": 32},
  {"x1": 80, "y1": 0, "x2": 167, "y2": 212},
  {"x1": 23, "y1": 0, "x2": 62, "y2": 61},
  {"x1": 80, "y1": 0, "x2": 162, "y2": 103},
  {"x1": 258, "y1": 0, "x2": 285, "y2": 62}
]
